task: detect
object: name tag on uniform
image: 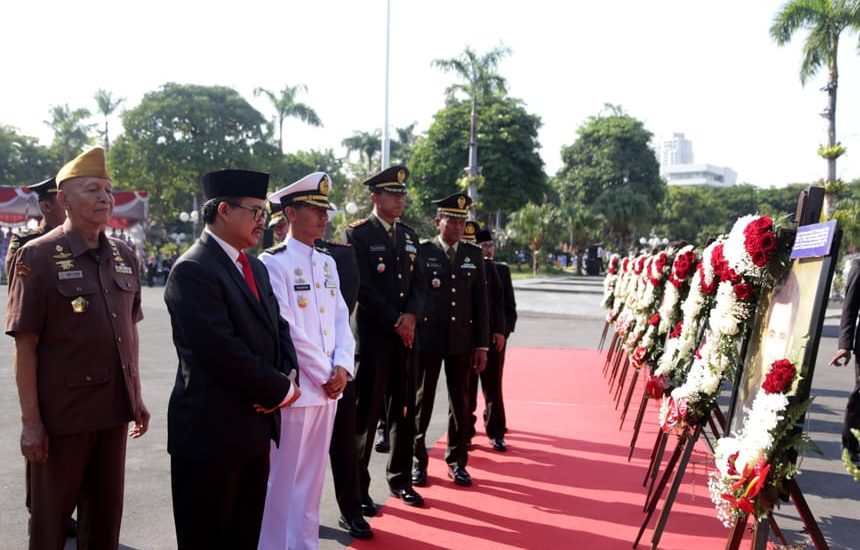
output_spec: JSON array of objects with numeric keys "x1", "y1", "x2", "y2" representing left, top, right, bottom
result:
[
  {"x1": 460, "y1": 262, "x2": 476, "y2": 270},
  {"x1": 324, "y1": 279, "x2": 338, "y2": 289},
  {"x1": 294, "y1": 283, "x2": 311, "y2": 291},
  {"x1": 404, "y1": 244, "x2": 417, "y2": 253},
  {"x1": 427, "y1": 259, "x2": 442, "y2": 268},
  {"x1": 58, "y1": 270, "x2": 83, "y2": 280},
  {"x1": 115, "y1": 265, "x2": 133, "y2": 275},
  {"x1": 370, "y1": 245, "x2": 386, "y2": 252}
]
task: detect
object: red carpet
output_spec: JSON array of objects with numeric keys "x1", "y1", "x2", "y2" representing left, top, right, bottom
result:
[{"x1": 352, "y1": 348, "x2": 734, "y2": 549}]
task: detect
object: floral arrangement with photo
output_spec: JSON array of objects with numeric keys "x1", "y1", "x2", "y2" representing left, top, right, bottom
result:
[{"x1": 708, "y1": 357, "x2": 817, "y2": 525}]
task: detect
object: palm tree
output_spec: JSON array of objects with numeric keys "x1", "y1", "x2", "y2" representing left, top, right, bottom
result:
[
  {"x1": 44, "y1": 104, "x2": 95, "y2": 162},
  {"x1": 93, "y1": 89, "x2": 124, "y2": 152},
  {"x1": 770, "y1": 0, "x2": 860, "y2": 207},
  {"x1": 507, "y1": 202, "x2": 554, "y2": 276},
  {"x1": 342, "y1": 130, "x2": 382, "y2": 174},
  {"x1": 390, "y1": 123, "x2": 417, "y2": 165},
  {"x1": 254, "y1": 84, "x2": 323, "y2": 153},
  {"x1": 432, "y1": 45, "x2": 511, "y2": 205}
]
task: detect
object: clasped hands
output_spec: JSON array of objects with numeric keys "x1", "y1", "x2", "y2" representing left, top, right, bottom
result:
[{"x1": 254, "y1": 369, "x2": 301, "y2": 414}]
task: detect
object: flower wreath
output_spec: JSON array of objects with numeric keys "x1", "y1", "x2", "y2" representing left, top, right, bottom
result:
[
  {"x1": 708, "y1": 358, "x2": 815, "y2": 525},
  {"x1": 627, "y1": 253, "x2": 672, "y2": 358},
  {"x1": 663, "y1": 215, "x2": 781, "y2": 432},
  {"x1": 601, "y1": 254, "x2": 621, "y2": 310},
  {"x1": 643, "y1": 245, "x2": 697, "y2": 393},
  {"x1": 630, "y1": 250, "x2": 677, "y2": 369},
  {"x1": 608, "y1": 257, "x2": 633, "y2": 324},
  {"x1": 654, "y1": 240, "x2": 722, "y2": 401}
]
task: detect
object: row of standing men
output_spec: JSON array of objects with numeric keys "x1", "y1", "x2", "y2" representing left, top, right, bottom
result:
[{"x1": 5, "y1": 146, "x2": 516, "y2": 550}]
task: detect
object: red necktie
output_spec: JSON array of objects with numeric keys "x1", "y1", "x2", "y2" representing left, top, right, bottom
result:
[{"x1": 237, "y1": 252, "x2": 260, "y2": 300}]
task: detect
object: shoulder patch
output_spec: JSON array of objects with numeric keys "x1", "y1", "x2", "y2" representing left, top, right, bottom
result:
[
  {"x1": 264, "y1": 242, "x2": 288, "y2": 255},
  {"x1": 349, "y1": 218, "x2": 369, "y2": 228}
]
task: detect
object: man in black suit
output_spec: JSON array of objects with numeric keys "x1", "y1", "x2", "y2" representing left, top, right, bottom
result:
[
  {"x1": 164, "y1": 169, "x2": 300, "y2": 550},
  {"x1": 347, "y1": 165, "x2": 426, "y2": 513},
  {"x1": 477, "y1": 228, "x2": 517, "y2": 450},
  {"x1": 832, "y1": 256, "x2": 860, "y2": 464},
  {"x1": 413, "y1": 193, "x2": 489, "y2": 487}
]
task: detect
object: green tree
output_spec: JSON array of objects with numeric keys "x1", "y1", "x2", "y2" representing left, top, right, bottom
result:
[
  {"x1": 555, "y1": 105, "x2": 665, "y2": 248},
  {"x1": 408, "y1": 95, "x2": 546, "y2": 225},
  {"x1": 432, "y1": 45, "x2": 511, "y2": 202},
  {"x1": 45, "y1": 104, "x2": 94, "y2": 162},
  {"x1": 93, "y1": 89, "x2": 124, "y2": 152},
  {"x1": 770, "y1": 0, "x2": 860, "y2": 189},
  {"x1": 507, "y1": 202, "x2": 555, "y2": 275},
  {"x1": 551, "y1": 201, "x2": 604, "y2": 275},
  {"x1": 110, "y1": 83, "x2": 275, "y2": 224},
  {"x1": 656, "y1": 185, "x2": 728, "y2": 244},
  {"x1": 0, "y1": 125, "x2": 57, "y2": 185},
  {"x1": 341, "y1": 130, "x2": 382, "y2": 174},
  {"x1": 254, "y1": 84, "x2": 322, "y2": 153}
]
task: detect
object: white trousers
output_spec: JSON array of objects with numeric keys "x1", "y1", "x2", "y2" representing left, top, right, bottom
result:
[{"x1": 258, "y1": 402, "x2": 338, "y2": 550}]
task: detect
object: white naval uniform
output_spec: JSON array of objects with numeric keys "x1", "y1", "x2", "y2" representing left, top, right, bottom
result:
[{"x1": 258, "y1": 236, "x2": 355, "y2": 550}]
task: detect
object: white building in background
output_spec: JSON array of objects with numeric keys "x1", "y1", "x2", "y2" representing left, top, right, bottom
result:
[
  {"x1": 661, "y1": 163, "x2": 737, "y2": 187},
  {"x1": 659, "y1": 133, "x2": 694, "y2": 166},
  {"x1": 657, "y1": 132, "x2": 737, "y2": 188}
]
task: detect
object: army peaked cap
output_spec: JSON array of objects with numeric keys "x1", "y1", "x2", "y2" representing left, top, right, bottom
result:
[{"x1": 362, "y1": 165, "x2": 408, "y2": 194}]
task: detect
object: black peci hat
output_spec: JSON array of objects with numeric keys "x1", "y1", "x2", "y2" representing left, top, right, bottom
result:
[{"x1": 201, "y1": 169, "x2": 269, "y2": 200}]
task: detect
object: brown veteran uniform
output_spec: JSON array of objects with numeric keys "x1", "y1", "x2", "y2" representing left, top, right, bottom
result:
[{"x1": 6, "y1": 209, "x2": 142, "y2": 546}]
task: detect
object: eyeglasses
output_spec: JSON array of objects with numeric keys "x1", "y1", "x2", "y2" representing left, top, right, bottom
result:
[{"x1": 228, "y1": 203, "x2": 269, "y2": 223}]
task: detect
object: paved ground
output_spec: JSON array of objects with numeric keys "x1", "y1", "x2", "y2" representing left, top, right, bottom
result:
[{"x1": 0, "y1": 280, "x2": 857, "y2": 549}]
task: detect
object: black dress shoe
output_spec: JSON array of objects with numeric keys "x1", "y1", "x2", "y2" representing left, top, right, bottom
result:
[
  {"x1": 390, "y1": 486, "x2": 425, "y2": 507},
  {"x1": 360, "y1": 496, "x2": 378, "y2": 517},
  {"x1": 448, "y1": 466, "x2": 472, "y2": 486},
  {"x1": 490, "y1": 438, "x2": 507, "y2": 452},
  {"x1": 411, "y1": 467, "x2": 427, "y2": 487},
  {"x1": 374, "y1": 433, "x2": 390, "y2": 453},
  {"x1": 339, "y1": 516, "x2": 373, "y2": 539}
]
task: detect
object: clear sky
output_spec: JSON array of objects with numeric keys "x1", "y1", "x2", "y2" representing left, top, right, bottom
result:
[{"x1": 2, "y1": 0, "x2": 859, "y2": 187}]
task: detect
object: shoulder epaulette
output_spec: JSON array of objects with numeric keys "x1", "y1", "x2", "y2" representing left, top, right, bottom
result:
[
  {"x1": 462, "y1": 241, "x2": 482, "y2": 250},
  {"x1": 264, "y1": 242, "x2": 288, "y2": 255},
  {"x1": 419, "y1": 239, "x2": 434, "y2": 246},
  {"x1": 397, "y1": 220, "x2": 417, "y2": 233},
  {"x1": 349, "y1": 218, "x2": 369, "y2": 228},
  {"x1": 316, "y1": 239, "x2": 351, "y2": 250}
]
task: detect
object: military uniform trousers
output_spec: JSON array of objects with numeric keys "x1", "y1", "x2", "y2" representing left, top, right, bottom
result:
[
  {"x1": 355, "y1": 340, "x2": 417, "y2": 493},
  {"x1": 414, "y1": 351, "x2": 472, "y2": 469},
  {"x1": 329, "y1": 379, "x2": 363, "y2": 518},
  {"x1": 30, "y1": 423, "x2": 127, "y2": 550},
  {"x1": 468, "y1": 342, "x2": 508, "y2": 442}
]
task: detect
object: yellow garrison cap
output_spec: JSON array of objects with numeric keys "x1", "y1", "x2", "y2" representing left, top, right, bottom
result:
[{"x1": 56, "y1": 147, "x2": 110, "y2": 187}]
